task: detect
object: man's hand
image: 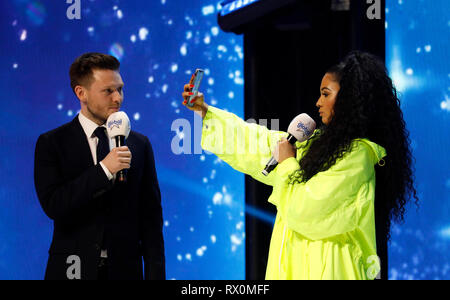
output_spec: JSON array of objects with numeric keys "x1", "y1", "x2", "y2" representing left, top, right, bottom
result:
[{"x1": 101, "y1": 146, "x2": 132, "y2": 174}]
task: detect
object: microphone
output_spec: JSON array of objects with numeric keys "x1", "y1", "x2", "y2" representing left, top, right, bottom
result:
[
  {"x1": 262, "y1": 113, "x2": 316, "y2": 176},
  {"x1": 106, "y1": 111, "x2": 131, "y2": 183}
]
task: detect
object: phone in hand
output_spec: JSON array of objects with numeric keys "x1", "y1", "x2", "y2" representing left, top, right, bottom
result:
[{"x1": 187, "y1": 69, "x2": 204, "y2": 107}]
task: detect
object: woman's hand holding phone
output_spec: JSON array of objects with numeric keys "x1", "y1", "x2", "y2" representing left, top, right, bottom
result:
[{"x1": 182, "y1": 70, "x2": 209, "y2": 119}]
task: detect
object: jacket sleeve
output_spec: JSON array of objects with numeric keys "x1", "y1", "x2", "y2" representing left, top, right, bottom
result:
[
  {"x1": 139, "y1": 137, "x2": 166, "y2": 280},
  {"x1": 201, "y1": 106, "x2": 287, "y2": 186},
  {"x1": 34, "y1": 133, "x2": 113, "y2": 223},
  {"x1": 270, "y1": 141, "x2": 375, "y2": 240}
]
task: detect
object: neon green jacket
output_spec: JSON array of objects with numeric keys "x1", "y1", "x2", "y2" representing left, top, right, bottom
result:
[{"x1": 201, "y1": 106, "x2": 387, "y2": 280}]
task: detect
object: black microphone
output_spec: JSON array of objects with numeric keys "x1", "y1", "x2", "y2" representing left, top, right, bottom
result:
[
  {"x1": 262, "y1": 113, "x2": 316, "y2": 176},
  {"x1": 106, "y1": 112, "x2": 131, "y2": 183},
  {"x1": 114, "y1": 135, "x2": 127, "y2": 182}
]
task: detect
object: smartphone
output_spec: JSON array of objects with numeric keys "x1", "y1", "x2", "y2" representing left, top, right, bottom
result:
[{"x1": 187, "y1": 69, "x2": 204, "y2": 107}]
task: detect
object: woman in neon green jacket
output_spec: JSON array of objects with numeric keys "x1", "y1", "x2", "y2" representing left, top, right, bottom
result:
[{"x1": 182, "y1": 51, "x2": 417, "y2": 280}]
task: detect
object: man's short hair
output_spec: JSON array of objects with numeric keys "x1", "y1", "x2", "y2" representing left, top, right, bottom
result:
[{"x1": 69, "y1": 52, "x2": 120, "y2": 93}]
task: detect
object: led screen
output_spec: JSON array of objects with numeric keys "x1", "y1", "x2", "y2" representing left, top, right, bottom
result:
[
  {"x1": 0, "y1": 0, "x2": 244, "y2": 280},
  {"x1": 386, "y1": 0, "x2": 450, "y2": 280}
]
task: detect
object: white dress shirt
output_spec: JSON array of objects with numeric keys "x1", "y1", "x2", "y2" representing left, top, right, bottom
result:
[
  {"x1": 78, "y1": 112, "x2": 114, "y2": 180},
  {"x1": 78, "y1": 112, "x2": 114, "y2": 257}
]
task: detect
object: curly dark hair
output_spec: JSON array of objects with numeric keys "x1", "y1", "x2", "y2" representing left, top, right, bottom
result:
[{"x1": 288, "y1": 51, "x2": 418, "y2": 240}]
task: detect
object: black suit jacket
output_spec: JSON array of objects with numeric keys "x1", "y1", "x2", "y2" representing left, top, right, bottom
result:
[{"x1": 34, "y1": 115, "x2": 165, "y2": 280}]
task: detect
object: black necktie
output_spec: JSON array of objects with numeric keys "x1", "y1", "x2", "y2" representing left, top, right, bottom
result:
[
  {"x1": 94, "y1": 126, "x2": 109, "y2": 163},
  {"x1": 94, "y1": 126, "x2": 111, "y2": 252}
]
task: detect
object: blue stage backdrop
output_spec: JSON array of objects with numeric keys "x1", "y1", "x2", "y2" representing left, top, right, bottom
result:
[
  {"x1": 386, "y1": 0, "x2": 450, "y2": 279},
  {"x1": 0, "y1": 0, "x2": 244, "y2": 279}
]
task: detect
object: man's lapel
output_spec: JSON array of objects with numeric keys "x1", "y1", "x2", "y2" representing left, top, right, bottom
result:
[{"x1": 67, "y1": 115, "x2": 96, "y2": 172}]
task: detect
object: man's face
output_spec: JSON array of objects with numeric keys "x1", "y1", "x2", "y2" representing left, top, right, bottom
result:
[{"x1": 76, "y1": 69, "x2": 124, "y2": 125}]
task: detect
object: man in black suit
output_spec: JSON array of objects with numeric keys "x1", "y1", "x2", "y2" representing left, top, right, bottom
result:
[{"x1": 34, "y1": 53, "x2": 165, "y2": 280}]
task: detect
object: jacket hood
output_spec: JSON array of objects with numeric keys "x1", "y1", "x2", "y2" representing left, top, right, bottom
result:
[{"x1": 356, "y1": 139, "x2": 387, "y2": 166}]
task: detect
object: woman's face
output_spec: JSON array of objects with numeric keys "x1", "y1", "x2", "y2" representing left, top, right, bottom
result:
[{"x1": 316, "y1": 73, "x2": 340, "y2": 125}]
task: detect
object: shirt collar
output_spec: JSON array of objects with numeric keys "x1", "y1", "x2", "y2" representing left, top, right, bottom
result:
[{"x1": 78, "y1": 111, "x2": 107, "y2": 138}]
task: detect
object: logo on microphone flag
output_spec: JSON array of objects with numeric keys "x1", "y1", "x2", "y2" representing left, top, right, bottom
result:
[
  {"x1": 108, "y1": 119, "x2": 123, "y2": 130},
  {"x1": 297, "y1": 122, "x2": 313, "y2": 137}
]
